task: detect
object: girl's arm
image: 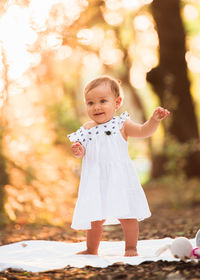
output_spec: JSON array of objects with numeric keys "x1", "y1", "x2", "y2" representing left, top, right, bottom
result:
[
  {"x1": 71, "y1": 121, "x2": 93, "y2": 158},
  {"x1": 124, "y1": 107, "x2": 170, "y2": 138}
]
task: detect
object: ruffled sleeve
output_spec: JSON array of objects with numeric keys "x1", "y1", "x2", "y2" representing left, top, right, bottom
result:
[
  {"x1": 67, "y1": 127, "x2": 87, "y2": 148},
  {"x1": 118, "y1": 111, "x2": 130, "y2": 129}
]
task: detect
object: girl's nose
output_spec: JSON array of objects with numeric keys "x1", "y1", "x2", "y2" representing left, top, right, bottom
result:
[{"x1": 94, "y1": 103, "x2": 101, "y2": 111}]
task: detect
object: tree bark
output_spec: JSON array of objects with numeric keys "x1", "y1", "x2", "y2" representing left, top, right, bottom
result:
[{"x1": 147, "y1": 0, "x2": 200, "y2": 178}]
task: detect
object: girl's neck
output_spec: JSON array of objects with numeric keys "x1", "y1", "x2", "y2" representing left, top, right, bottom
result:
[{"x1": 83, "y1": 115, "x2": 115, "y2": 130}]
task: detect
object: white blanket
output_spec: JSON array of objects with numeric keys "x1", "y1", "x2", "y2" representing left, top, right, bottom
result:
[{"x1": 0, "y1": 238, "x2": 195, "y2": 272}]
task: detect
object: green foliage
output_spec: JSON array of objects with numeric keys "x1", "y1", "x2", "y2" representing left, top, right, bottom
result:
[
  {"x1": 182, "y1": 2, "x2": 200, "y2": 36},
  {"x1": 0, "y1": 125, "x2": 3, "y2": 152},
  {"x1": 0, "y1": 125, "x2": 9, "y2": 226},
  {"x1": 163, "y1": 136, "x2": 200, "y2": 176},
  {"x1": 150, "y1": 136, "x2": 200, "y2": 208},
  {"x1": 25, "y1": 166, "x2": 37, "y2": 185},
  {"x1": 155, "y1": 175, "x2": 200, "y2": 209},
  {"x1": 48, "y1": 97, "x2": 82, "y2": 145},
  {"x1": 119, "y1": 14, "x2": 134, "y2": 48}
]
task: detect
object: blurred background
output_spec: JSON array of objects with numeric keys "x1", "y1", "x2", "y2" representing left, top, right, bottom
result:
[{"x1": 0, "y1": 0, "x2": 200, "y2": 227}]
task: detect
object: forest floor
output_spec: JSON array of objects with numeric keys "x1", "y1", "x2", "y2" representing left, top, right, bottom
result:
[{"x1": 0, "y1": 183, "x2": 200, "y2": 280}]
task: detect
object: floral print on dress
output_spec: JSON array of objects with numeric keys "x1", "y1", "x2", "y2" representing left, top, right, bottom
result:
[{"x1": 67, "y1": 127, "x2": 87, "y2": 148}]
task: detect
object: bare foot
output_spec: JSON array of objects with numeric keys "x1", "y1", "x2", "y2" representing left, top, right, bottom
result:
[
  {"x1": 76, "y1": 250, "x2": 98, "y2": 255},
  {"x1": 124, "y1": 249, "x2": 138, "y2": 257}
]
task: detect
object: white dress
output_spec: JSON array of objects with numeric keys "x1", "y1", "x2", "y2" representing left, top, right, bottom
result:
[{"x1": 67, "y1": 112, "x2": 151, "y2": 230}]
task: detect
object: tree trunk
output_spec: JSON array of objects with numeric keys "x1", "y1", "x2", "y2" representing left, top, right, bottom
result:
[{"x1": 147, "y1": 0, "x2": 200, "y2": 178}]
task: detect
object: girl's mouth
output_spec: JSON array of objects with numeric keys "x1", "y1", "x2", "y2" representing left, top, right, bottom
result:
[{"x1": 94, "y1": 112, "x2": 104, "y2": 116}]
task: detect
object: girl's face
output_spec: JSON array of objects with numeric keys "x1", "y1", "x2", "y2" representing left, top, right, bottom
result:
[{"x1": 85, "y1": 83, "x2": 122, "y2": 124}]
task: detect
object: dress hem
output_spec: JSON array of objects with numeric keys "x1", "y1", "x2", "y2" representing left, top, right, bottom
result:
[{"x1": 71, "y1": 213, "x2": 151, "y2": 230}]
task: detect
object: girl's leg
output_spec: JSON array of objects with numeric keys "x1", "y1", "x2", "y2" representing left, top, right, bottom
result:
[
  {"x1": 119, "y1": 218, "x2": 139, "y2": 256},
  {"x1": 76, "y1": 219, "x2": 105, "y2": 255}
]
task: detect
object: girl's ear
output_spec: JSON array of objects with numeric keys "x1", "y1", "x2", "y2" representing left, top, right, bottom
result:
[{"x1": 116, "y1": 96, "x2": 122, "y2": 109}]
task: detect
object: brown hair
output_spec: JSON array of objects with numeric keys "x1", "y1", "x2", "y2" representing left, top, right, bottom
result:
[{"x1": 84, "y1": 75, "x2": 123, "y2": 99}]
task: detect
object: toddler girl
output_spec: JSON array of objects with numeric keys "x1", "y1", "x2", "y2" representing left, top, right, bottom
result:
[{"x1": 67, "y1": 75, "x2": 170, "y2": 257}]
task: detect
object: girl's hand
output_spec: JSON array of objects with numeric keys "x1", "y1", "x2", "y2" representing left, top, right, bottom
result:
[
  {"x1": 152, "y1": 107, "x2": 170, "y2": 122},
  {"x1": 71, "y1": 142, "x2": 85, "y2": 158}
]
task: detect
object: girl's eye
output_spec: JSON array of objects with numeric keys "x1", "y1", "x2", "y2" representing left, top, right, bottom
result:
[
  {"x1": 100, "y1": 99, "x2": 107, "y2": 103},
  {"x1": 87, "y1": 101, "x2": 93, "y2": 106}
]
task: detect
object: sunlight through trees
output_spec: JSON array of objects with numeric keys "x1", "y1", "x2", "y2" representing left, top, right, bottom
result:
[{"x1": 0, "y1": 0, "x2": 200, "y2": 225}]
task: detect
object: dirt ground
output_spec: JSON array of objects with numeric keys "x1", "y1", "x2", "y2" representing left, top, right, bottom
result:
[{"x1": 0, "y1": 184, "x2": 200, "y2": 280}]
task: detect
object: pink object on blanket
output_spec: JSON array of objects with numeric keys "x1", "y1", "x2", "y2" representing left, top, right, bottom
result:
[{"x1": 191, "y1": 248, "x2": 200, "y2": 259}]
